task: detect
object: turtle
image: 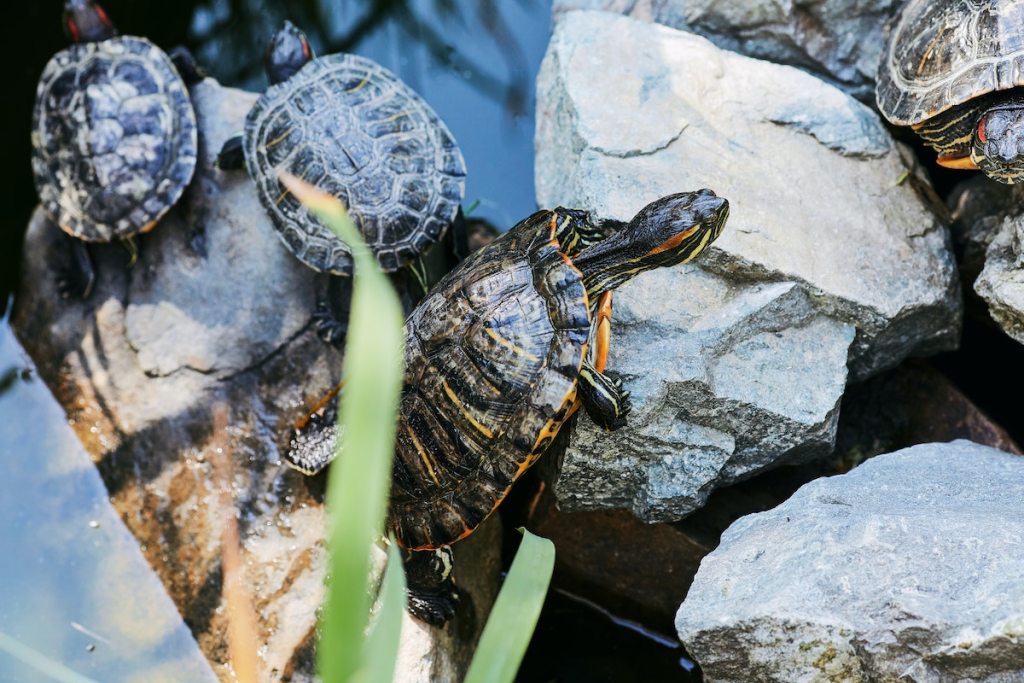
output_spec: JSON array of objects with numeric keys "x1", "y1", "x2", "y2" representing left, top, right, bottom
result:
[
  {"x1": 218, "y1": 22, "x2": 467, "y2": 344},
  {"x1": 877, "y1": 0, "x2": 1024, "y2": 184},
  {"x1": 287, "y1": 189, "x2": 730, "y2": 623},
  {"x1": 32, "y1": 0, "x2": 200, "y2": 297}
]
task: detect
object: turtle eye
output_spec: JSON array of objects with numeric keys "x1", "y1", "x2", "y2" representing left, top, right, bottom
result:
[{"x1": 978, "y1": 114, "x2": 988, "y2": 144}]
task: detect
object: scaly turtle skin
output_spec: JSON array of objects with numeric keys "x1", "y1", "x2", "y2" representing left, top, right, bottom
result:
[
  {"x1": 218, "y1": 23, "x2": 465, "y2": 343},
  {"x1": 287, "y1": 190, "x2": 730, "y2": 624},
  {"x1": 32, "y1": 1, "x2": 198, "y2": 296},
  {"x1": 877, "y1": 0, "x2": 1024, "y2": 183}
]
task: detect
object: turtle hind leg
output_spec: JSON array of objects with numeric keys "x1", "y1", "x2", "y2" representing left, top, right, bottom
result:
[
  {"x1": 216, "y1": 135, "x2": 246, "y2": 170},
  {"x1": 56, "y1": 237, "x2": 96, "y2": 300},
  {"x1": 578, "y1": 357, "x2": 631, "y2": 431},
  {"x1": 313, "y1": 274, "x2": 351, "y2": 347},
  {"x1": 404, "y1": 546, "x2": 461, "y2": 626}
]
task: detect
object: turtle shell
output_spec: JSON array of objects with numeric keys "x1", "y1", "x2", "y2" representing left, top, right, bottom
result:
[
  {"x1": 877, "y1": 0, "x2": 1024, "y2": 126},
  {"x1": 244, "y1": 53, "x2": 466, "y2": 275},
  {"x1": 388, "y1": 210, "x2": 591, "y2": 550},
  {"x1": 31, "y1": 36, "x2": 197, "y2": 242}
]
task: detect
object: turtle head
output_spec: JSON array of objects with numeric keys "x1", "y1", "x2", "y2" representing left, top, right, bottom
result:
[
  {"x1": 63, "y1": 0, "x2": 116, "y2": 43},
  {"x1": 574, "y1": 190, "x2": 729, "y2": 298},
  {"x1": 971, "y1": 105, "x2": 1024, "y2": 184},
  {"x1": 266, "y1": 20, "x2": 314, "y2": 85}
]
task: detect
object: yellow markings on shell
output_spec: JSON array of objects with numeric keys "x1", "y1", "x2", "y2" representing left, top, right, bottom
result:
[
  {"x1": 916, "y1": 41, "x2": 936, "y2": 77},
  {"x1": 347, "y1": 76, "x2": 370, "y2": 93},
  {"x1": 441, "y1": 501, "x2": 473, "y2": 537},
  {"x1": 521, "y1": 391, "x2": 577, "y2": 477},
  {"x1": 441, "y1": 378, "x2": 494, "y2": 439},
  {"x1": 263, "y1": 127, "x2": 293, "y2": 149},
  {"x1": 405, "y1": 424, "x2": 441, "y2": 486},
  {"x1": 484, "y1": 326, "x2": 540, "y2": 362},
  {"x1": 274, "y1": 186, "x2": 291, "y2": 205},
  {"x1": 379, "y1": 111, "x2": 410, "y2": 124}
]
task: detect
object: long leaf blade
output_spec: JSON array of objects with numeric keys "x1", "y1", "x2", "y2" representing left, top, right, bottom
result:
[
  {"x1": 279, "y1": 174, "x2": 405, "y2": 683},
  {"x1": 463, "y1": 529, "x2": 555, "y2": 683},
  {"x1": 358, "y1": 543, "x2": 407, "y2": 683}
]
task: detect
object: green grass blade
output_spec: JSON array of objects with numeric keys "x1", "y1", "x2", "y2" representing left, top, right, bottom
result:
[
  {"x1": 359, "y1": 543, "x2": 408, "y2": 683},
  {"x1": 0, "y1": 632, "x2": 99, "y2": 683},
  {"x1": 279, "y1": 174, "x2": 406, "y2": 683},
  {"x1": 463, "y1": 529, "x2": 555, "y2": 683}
]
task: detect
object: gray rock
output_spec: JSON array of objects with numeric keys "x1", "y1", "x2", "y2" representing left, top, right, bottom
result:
[
  {"x1": 949, "y1": 178, "x2": 1024, "y2": 280},
  {"x1": 952, "y1": 179, "x2": 1024, "y2": 346},
  {"x1": 676, "y1": 441, "x2": 1024, "y2": 683},
  {"x1": 537, "y1": 11, "x2": 960, "y2": 522},
  {"x1": 551, "y1": 0, "x2": 898, "y2": 101},
  {"x1": 976, "y1": 217, "x2": 1024, "y2": 345},
  {"x1": 13, "y1": 78, "x2": 498, "y2": 682}
]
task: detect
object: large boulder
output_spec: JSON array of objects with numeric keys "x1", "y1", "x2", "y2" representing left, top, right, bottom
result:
[
  {"x1": 552, "y1": 0, "x2": 898, "y2": 100},
  {"x1": 13, "y1": 78, "x2": 499, "y2": 682},
  {"x1": 948, "y1": 178, "x2": 1022, "y2": 281},
  {"x1": 536, "y1": 11, "x2": 960, "y2": 522},
  {"x1": 950, "y1": 178, "x2": 1024, "y2": 345},
  {"x1": 676, "y1": 441, "x2": 1024, "y2": 682},
  {"x1": 974, "y1": 218, "x2": 1024, "y2": 346}
]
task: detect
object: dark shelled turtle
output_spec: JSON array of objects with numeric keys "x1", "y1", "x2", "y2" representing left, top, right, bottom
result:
[
  {"x1": 218, "y1": 22, "x2": 466, "y2": 344},
  {"x1": 877, "y1": 0, "x2": 1024, "y2": 184},
  {"x1": 32, "y1": 0, "x2": 199, "y2": 297},
  {"x1": 287, "y1": 190, "x2": 730, "y2": 624}
]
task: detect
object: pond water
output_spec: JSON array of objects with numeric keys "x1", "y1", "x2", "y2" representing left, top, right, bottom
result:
[
  {"x1": 0, "y1": 322, "x2": 217, "y2": 682},
  {"x1": 1, "y1": 0, "x2": 694, "y2": 679}
]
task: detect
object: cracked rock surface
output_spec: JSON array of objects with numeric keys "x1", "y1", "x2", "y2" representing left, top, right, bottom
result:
[
  {"x1": 13, "y1": 78, "x2": 499, "y2": 682},
  {"x1": 951, "y1": 178, "x2": 1024, "y2": 345},
  {"x1": 552, "y1": 0, "x2": 897, "y2": 101},
  {"x1": 676, "y1": 441, "x2": 1024, "y2": 683},
  {"x1": 537, "y1": 11, "x2": 960, "y2": 522}
]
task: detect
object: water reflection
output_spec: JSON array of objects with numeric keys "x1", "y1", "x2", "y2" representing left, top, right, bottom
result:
[
  {"x1": 192, "y1": 0, "x2": 532, "y2": 114},
  {"x1": 4, "y1": 0, "x2": 550, "y2": 300},
  {"x1": 0, "y1": 325, "x2": 216, "y2": 682},
  {"x1": 187, "y1": 0, "x2": 547, "y2": 230}
]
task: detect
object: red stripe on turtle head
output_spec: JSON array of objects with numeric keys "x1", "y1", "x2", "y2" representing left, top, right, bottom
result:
[{"x1": 63, "y1": 0, "x2": 117, "y2": 43}]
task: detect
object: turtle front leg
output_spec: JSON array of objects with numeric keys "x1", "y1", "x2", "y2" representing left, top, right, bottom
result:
[
  {"x1": 404, "y1": 546, "x2": 461, "y2": 625},
  {"x1": 168, "y1": 46, "x2": 205, "y2": 86},
  {"x1": 56, "y1": 236, "x2": 96, "y2": 300},
  {"x1": 578, "y1": 357, "x2": 631, "y2": 431},
  {"x1": 216, "y1": 134, "x2": 246, "y2": 170}
]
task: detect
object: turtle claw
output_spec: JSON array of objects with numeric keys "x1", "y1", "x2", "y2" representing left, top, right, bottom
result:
[
  {"x1": 407, "y1": 587, "x2": 460, "y2": 626},
  {"x1": 56, "y1": 269, "x2": 91, "y2": 300},
  {"x1": 313, "y1": 304, "x2": 347, "y2": 347},
  {"x1": 56, "y1": 239, "x2": 96, "y2": 300},
  {"x1": 604, "y1": 370, "x2": 632, "y2": 429}
]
